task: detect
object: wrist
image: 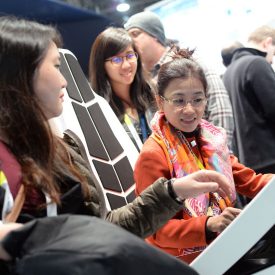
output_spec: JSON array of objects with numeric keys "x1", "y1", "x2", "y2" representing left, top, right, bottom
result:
[
  {"x1": 205, "y1": 216, "x2": 216, "y2": 242},
  {"x1": 166, "y1": 178, "x2": 184, "y2": 204}
]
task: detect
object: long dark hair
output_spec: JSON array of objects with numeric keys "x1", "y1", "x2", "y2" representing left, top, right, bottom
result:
[
  {"x1": 89, "y1": 27, "x2": 155, "y2": 121},
  {"x1": 0, "y1": 17, "x2": 90, "y2": 203},
  {"x1": 157, "y1": 47, "x2": 208, "y2": 97}
]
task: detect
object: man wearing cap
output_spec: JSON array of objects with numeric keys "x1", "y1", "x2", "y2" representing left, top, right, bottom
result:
[{"x1": 124, "y1": 11, "x2": 234, "y2": 149}]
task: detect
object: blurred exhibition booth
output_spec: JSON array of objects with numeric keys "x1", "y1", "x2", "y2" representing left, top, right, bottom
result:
[
  {"x1": 0, "y1": 0, "x2": 275, "y2": 75},
  {"x1": 146, "y1": 0, "x2": 275, "y2": 74}
]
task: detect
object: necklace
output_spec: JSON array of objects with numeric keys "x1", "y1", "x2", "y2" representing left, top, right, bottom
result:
[{"x1": 177, "y1": 130, "x2": 205, "y2": 170}]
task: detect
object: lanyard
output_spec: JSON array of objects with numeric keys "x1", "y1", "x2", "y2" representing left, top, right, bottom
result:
[
  {"x1": 0, "y1": 171, "x2": 13, "y2": 222},
  {"x1": 178, "y1": 131, "x2": 205, "y2": 170},
  {"x1": 124, "y1": 114, "x2": 143, "y2": 150},
  {"x1": 44, "y1": 191, "x2": 58, "y2": 217},
  {"x1": 139, "y1": 113, "x2": 149, "y2": 143}
]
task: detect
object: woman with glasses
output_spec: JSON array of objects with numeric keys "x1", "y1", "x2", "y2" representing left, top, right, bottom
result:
[
  {"x1": 134, "y1": 47, "x2": 273, "y2": 264},
  {"x1": 89, "y1": 27, "x2": 156, "y2": 150}
]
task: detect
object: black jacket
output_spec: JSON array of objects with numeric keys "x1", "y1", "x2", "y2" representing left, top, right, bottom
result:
[
  {"x1": 223, "y1": 47, "x2": 275, "y2": 172},
  {"x1": 1, "y1": 215, "x2": 198, "y2": 275}
]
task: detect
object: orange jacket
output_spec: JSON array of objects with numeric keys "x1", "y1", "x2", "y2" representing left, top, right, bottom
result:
[{"x1": 134, "y1": 136, "x2": 273, "y2": 263}]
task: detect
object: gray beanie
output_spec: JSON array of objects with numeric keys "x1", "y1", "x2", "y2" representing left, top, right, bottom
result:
[{"x1": 124, "y1": 11, "x2": 166, "y2": 46}]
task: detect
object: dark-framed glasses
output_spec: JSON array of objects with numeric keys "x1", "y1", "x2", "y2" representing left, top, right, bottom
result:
[
  {"x1": 160, "y1": 95, "x2": 207, "y2": 108},
  {"x1": 105, "y1": 52, "x2": 138, "y2": 66}
]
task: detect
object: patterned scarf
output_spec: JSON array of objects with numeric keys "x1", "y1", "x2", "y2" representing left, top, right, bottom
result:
[{"x1": 151, "y1": 111, "x2": 236, "y2": 256}]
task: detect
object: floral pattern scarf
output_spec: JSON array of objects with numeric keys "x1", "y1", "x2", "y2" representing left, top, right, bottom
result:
[{"x1": 151, "y1": 111, "x2": 236, "y2": 256}]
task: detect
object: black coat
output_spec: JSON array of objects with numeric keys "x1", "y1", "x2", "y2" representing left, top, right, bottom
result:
[
  {"x1": 1, "y1": 215, "x2": 198, "y2": 275},
  {"x1": 223, "y1": 48, "x2": 275, "y2": 172}
]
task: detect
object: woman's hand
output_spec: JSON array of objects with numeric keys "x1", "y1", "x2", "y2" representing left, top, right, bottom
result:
[
  {"x1": 0, "y1": 223, "x2": 23, "y2": 260},
  {"x1": 172, "y1": 170, "x2": 234, "y2": 200},
  {"x1": 206, "y1": 207, "x2": 241, "y2": 233}
]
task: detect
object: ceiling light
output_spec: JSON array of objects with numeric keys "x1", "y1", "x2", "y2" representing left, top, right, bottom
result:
[{"x1": 116, "y1": 3, "x2": 130, "y2": 12}]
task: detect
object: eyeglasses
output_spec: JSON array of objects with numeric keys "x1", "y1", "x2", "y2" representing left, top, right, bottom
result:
[
  {"x1": 160, "y1": 95, "x2": 207, "y2": 108},
  {"x1": 105, "y1": 52, "x2": 138, "y2": 66}
]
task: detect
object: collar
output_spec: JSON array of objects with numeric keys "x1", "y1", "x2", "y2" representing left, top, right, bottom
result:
[
  {"x1": 233, "y1": 47, "x2": 267, "y2": 61},
  {"x1": 151, "y1": 47, "x2": 172, "y2": 77}
]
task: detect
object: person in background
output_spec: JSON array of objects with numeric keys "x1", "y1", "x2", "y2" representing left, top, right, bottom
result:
[
  {"x1": 221, "y1": 41, "x2": 247, "y2": 206},
  {"x1": 221, "y1": 41, "x2": 244, "y2": 67},
  {"x1": 89, "y1": 27, "x2": 156, "y2": 150},
  {"x1": 134, "y1": 47, "x2": 273, "y2": 263},
  {"x1": 124, "y1": 11, "x2": 235, "y2": 150},
  {"x1": 223, "y1": 25, "x2": 275, "y2": 174}
]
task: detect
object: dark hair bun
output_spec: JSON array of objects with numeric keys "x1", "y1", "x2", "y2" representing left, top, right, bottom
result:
[{"x1": 169, "y1": 45, "x2": 195, "y2": 60}]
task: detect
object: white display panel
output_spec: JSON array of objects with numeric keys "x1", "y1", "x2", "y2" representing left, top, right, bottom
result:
[
  {"x1": 191, "y1": 176, "x2": 275, "y2": 275},
  {"x1": 52, "y1": 49, "x2": 139, "y2": 211}
]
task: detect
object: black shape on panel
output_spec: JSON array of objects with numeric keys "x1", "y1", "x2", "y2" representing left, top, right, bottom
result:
[
  {"x1": 60, "y1": 53, "x2": 83, "y2": 103},
  {"x1": 72, "y1": 102, "x2": 109, "y2": 160},
  {"x1": 88, "y1": 103, "x2": 123, "y2": 160},
  {"x1": 93, "y1": 160, "x2": 122, "y2": 192},
  {"x1": 126, "y1": 189, "x2": 136, "y2": 203},
  {"x1": 65, "y1": 53, "x2": 95, "y2": 103},
  {"x1": 114, "y1": 156, "x2": 134, "y2": 192},
  {"x1": 106, "y1": 193, "x2": 127, "y2": 209}
]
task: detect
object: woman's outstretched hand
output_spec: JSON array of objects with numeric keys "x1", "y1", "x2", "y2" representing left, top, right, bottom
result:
[{"x1": 172, "y1": 170, "x2": 234, "y2": 200}]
